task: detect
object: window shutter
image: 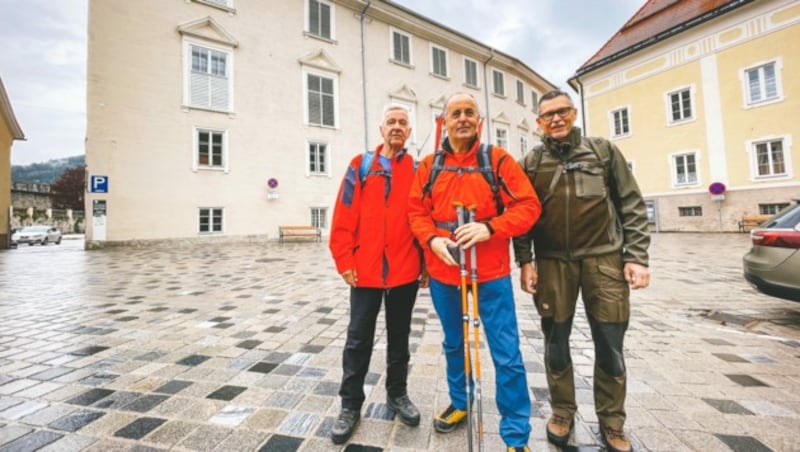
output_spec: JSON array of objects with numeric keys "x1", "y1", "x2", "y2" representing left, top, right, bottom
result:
[
  {"x1": 322, "y1": 77, "x2": 334, "y2": 126},
  {"x1": 320, "y1": 2, "x2": 331, "y2": 39}
]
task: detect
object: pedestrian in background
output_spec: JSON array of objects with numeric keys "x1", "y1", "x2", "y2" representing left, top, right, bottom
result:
[
  {"x1": 408, "y1": 93, "x2": 541, "y2": 452},
  {"x1": 329, "y1": 105, "x2": 428, "y2": 445},
  {"x1": 513, "y1": 89, "x2": 650, "y2": 452}
]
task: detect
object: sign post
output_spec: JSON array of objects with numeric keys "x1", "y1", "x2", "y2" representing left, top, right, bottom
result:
[{"x1": 708, "y1": 182, "x2": 727, "y2": 231}]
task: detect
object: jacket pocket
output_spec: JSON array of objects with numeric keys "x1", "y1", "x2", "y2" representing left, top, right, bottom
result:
[{"x1": 574, "y1": 170, "x2": 606, "y2": 199}]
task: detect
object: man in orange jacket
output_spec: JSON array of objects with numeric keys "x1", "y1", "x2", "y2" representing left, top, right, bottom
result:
[
  {"x1": 329, "y1": 105, "x2": 428, "y2": 445},
  {"x1": 408, "y1": 93, "x2": 541, "y2": 452}
]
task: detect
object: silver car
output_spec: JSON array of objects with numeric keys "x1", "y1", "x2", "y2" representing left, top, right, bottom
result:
[
  {"x1": 12, "y1": 225, "x2": 63, "y2": 246},
  {"x1": 743, "y1": 200, "x2": 800, "y2": 301}
]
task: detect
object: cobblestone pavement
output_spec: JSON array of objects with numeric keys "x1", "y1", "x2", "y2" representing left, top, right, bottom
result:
[{"x1": 0, "y1": 233, "x2": 798, "y2": 452}]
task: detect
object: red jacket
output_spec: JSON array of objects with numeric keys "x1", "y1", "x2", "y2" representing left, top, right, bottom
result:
[
  {"x1": 408, "y1": 140, "x2": 541, "y2": 285},
  {"x1": 329, "y1": 145, "x2": 422, "y2": 288}
]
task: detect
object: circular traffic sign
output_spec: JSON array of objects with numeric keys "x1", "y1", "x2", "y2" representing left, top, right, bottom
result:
[
  {"x1": 708, "y1": 182, "x2": 726, "y2": 195},
  {"x1": 268, "y1": 178, "x2": 279, "y2": 189}
]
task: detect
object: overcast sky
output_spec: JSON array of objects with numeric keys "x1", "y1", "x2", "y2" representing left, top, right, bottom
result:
[{"x1": 0, "y1": 0, "x2": 642, "y2": 166}]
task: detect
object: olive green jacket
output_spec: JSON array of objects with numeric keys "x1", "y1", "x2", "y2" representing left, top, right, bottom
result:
[{"x1": 512, "y1": 127, "x2": 650, "y2": 266}]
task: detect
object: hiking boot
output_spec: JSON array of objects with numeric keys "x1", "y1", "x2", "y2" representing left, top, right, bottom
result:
[
  {"x1": 432, "y1": 404, "x2": 467, "y2": 433},
  {"x1": 330, "y1": 408, "x2": 360, "y2": 445},
  {"x1": 546, "y1": 414, "x2": 573, "y2": 447},
  {"x1": 387, "y1": 394, "x2": 420, "y2": 426},
  {"x1": 600, "y1": 424, "x2": 632, "y2": 452},
  {"x1": 507, "y1": 447, "x2": 530, "y2": 452}
]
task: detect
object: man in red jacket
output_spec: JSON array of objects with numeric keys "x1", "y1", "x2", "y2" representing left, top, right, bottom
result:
[
  {"x1": 329, "y1": 105, "x2": 428, "y2": 445},
  {"x1": 408, "y1": 93, "x2": 541, "y2": 452}
]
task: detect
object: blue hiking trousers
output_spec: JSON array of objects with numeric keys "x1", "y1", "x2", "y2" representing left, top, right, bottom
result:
[{"x1": 429, "y1": 276, "x2": 531, "y2": 447}]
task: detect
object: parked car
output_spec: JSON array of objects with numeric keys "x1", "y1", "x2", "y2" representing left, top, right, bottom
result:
[
  {"x1": 743, "y1": 199, "x2": 800, "y2": 301},
  {"x1": 12, "y1": 225, "x2": 63, "y2": 246}
]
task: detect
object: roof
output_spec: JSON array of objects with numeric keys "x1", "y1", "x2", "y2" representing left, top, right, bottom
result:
[
  {"x1": 571, "y1": 0, "x2": 753, "y2": 80},
  {"x1": 0, "y1": 76, "x2": 25, "y2": 141}
]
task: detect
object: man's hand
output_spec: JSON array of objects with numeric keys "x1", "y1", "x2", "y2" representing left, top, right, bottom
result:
[
  {"x1": 430, "y1": 237, "x2": 459, "y2": 266},
  {"x1": 454, "y1": 222, "x2": 491, "y2": 249},
  {"x1": 519, "y1": 262, "x2": 537, "y2": 294},
  {"x1": 419, "y1": 269, "x2": 430, "y2": 288},
  {"x1": 341, "y1": 269, "x2": 358, "y2": 287},
  {"x1": 624, "y1": 262, "x2": 650, "y2": 289}
]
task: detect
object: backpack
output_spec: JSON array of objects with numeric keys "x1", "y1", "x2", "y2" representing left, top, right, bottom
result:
[{"x1": 421, "y1": 143, "x2": 510, "y2": 215}]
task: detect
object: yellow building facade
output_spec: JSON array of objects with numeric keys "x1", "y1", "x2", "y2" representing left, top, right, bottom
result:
[
  {"x1": 570, "y1": 0, "x2": 799, "y2": 232},
  {"x1": 0, "y1": 77, "x2": 26, "y2": 249}
]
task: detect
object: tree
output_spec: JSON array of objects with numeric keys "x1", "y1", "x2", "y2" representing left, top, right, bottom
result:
[{"x1": 51, "y1": 166, "x2": 86, "y2": 211}]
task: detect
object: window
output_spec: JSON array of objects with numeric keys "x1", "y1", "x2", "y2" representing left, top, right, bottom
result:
[
  {"x1": 519, "y1": 135, "x2": 528, "y2": 157},
  {"x1": 516, "y1": 80, "x2": 524, "y2": 105},
  {"x1": 495, "y1": 127, "x2": 508, "y2": 149},
  {"x1": 391, "y1": 29, "x2": 412, "y2": 65},
  {"x1": 464, "y1": 58, "x2": 478, "y2": 87},
  {"x1": 611, "y1": 107, "x2": 630, "y2": 137},
  {"x1": 199, "y1": 208, "x2": 223, "y2": 233},
  {"x1": 531, "y1": 91, "x2": 539, "y2": 114},
  {"x1": 311, "y1": 207, "x2": 327, "y2": 228},
  {"x1": 308, "y1": 0, "x2": 333, "y2": 40},
  {"x1": 492, "y1": 70, "x2": 505, "y2": 96},
  {"x1": 308, "y1": 142, "x2": 328, "y2": 175},
  {"x1": 431, "y1": 45, "x2": 448, "y2": 77},
  {"x1": 672, "y1": 153, "x2": 698, "y2": 186},
  {"x1": 678, "y1": 206, "x2": 702, "y2": 217},
  {"x1": 188, "y1": 44, "x2": 231, "y2": 111},
  {"x1": 759, "y1": 203, "x2": 789, "y2": 215},
  {"x1": 306, "y1": 72, "x2": 336, "y2": 127},
  {"x1": 667, "y1": 87, "x2": 693, "y2": 123},
  {"x1": 745, "y1": 61, "x2": 780, "y2": 105},
  {"x1": 195, "y1": 128, "x2": 226, "y2": 169},
  {"x1": 752, "y1": 138, "x2": 786, "y2": 177}
]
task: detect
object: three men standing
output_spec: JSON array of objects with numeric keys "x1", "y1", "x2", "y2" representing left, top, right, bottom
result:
[{"x1": 513, "y1": 90, "x2": 651, "y2": 452}]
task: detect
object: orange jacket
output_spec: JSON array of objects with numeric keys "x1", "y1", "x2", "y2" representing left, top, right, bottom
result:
[
  {"x1": 329, "y1": 146, "x2": 422, "y2": 288},
  {"x1": 408, "y1": 140, "x2": 541, "y2": 285}
]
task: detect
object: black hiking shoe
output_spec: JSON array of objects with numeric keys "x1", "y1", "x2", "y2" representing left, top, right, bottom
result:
[
  {"x1": 387, "y1": 394, "x2": 420, "y2": 426},
  {"x1": 331, "y1": 408, "x2": 360, "y2": 444}
]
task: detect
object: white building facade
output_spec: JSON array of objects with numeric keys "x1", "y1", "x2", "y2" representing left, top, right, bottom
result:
[{"x1": 86, "y1": 0, "x2": 554, "y2": 245}]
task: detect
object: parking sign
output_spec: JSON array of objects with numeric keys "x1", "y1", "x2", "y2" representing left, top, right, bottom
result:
[{"x1": 90, "y1": 175, "x2": 108, "y2": 193}]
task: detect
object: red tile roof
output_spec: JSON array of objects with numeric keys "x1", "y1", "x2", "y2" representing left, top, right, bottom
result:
[{"x1": 575, "y1": 0, "x2": 752, "y2": 76}]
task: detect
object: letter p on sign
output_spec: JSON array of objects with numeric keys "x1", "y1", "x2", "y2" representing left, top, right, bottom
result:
[{"x1": 90, "y1": 175, "x2": 108, "y2": 193}]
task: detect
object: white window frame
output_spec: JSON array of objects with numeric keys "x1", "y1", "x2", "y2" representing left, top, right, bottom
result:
[
  {"x1": 198, "y1": 207, "x2": 224, "y2": 233},
  {"x1": 610, "y1": 106, "x2": 631, "y2": 138},
  {"x1": 669, "y1": 151, "x2": 700, "y2": 187},
  {"x1": 492, "y1": 69, "x2": 505, "y2": 97},
  {"x1": 192, "y1": 127, "x2": 229, "y2": 172},
  {"x1": 741, "y1": 58, "x2": 783, "y2": 108},
  {"x1": 495, "y1": 125, "x2": 509, "y2": 150},
  {"x1": 463, "y1": 57, "x2": 479, "y2": 88},
  {"x1": 519, "y1": 134, "x2": 528, "y2": 158},
  {"x1": 183, "y1": 40, "x2": 234, "y2": 112},
  {"x1": 306, "y1": 0, "x2": 335, "y2": 41},
  {"x1": 746, "y1": 134, "x2": 792, "y2": 181},
  {"x1": 389, "y1": 28, "x2": 413, "y2": 67},
  {"x1": 303, "y1": 69, "x2": 339, "y2": 128},
  {"x1": 307, "y1": 140, "x2": 330, "y2": 177},
  {"x1": 664, "y1": 85, "x2": 695, "y2": 125},
  {"x1": 311, "y1": 207, "x2": 328, "y2": 229},
  {"x1": 515, "y1": 80, "x2": 525, "y2": 105},
  {"x1": 191, "y1": 0, "x2": 234, "y2": 12},
  {"x1": 430, "y1": 44, "x2": 449, "y2": 79}
]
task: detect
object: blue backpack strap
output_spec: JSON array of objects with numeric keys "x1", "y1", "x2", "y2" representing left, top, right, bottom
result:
[
  {"x1": 477, "y1": 143, "x2": 508, "y2": 215},
  {"x1": 359, "y1": 151, "x2": 375, "y2": 184}
]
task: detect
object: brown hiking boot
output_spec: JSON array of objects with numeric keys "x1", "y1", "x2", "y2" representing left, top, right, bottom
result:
[
  {"x1": 546, "y1": 414, "x2": 573, "y2": 446},
  {"x1": 600, "y1": 424, "x2": 632, "y2": 452}
]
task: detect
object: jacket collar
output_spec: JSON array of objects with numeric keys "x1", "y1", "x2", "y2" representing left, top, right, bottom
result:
[{"x1": 542, "y1": 127, "x2": 582, "y2": 160}]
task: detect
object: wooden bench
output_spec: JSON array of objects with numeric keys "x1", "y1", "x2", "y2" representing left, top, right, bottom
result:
[
  {"x1": 279, "y1": 225, "x2": 321, "y2": 243},
  {"x1": 738, "y1": 214, "x2": 771, "y2": 232}
]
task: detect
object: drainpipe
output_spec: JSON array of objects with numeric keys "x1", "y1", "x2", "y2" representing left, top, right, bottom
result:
[
  {"x1": 360, "y1": 1, "x2": 372, "y2": 151},
  {"x1": 482, "y1": 50, "x2": 495, "y2": 143},
  {"x1": 574, "y1": 75, "x2": 587, "y2": 136}
]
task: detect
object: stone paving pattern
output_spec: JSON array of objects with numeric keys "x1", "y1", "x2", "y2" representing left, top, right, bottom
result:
[{"x1": 0, "y1": 233, "x2": 798, "y2": 451}]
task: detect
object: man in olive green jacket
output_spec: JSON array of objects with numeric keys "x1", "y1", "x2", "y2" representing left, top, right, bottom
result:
[{"x1": 512, "y1": 90, "x2": 650, "y2": 452}]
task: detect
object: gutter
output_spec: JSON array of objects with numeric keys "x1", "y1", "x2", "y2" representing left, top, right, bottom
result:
[
  {"x1": 482, "y1": 50, "x2": 495, "y2": 143},
  {"x1": 574, "y1": 76, "x2": 586, "y2": 134},
  {"x1": 360, "y1": 1, "x2": 372, "y2": 151}
]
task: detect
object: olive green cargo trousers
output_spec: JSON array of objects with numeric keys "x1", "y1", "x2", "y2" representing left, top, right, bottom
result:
[{"x1": 534, "y1": 252, "x2": 630, "y2": 429}]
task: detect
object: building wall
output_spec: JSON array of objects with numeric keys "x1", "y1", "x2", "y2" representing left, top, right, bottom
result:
[
  {"x1": 0, "y1": 125, "x2": 11, "y2": 248},
  {"x1": 86, "y1": 0, "x2": 552, "y2": 244},
  {"x1": 577, "y1": 0, "x2": 799, "y2": 232}
]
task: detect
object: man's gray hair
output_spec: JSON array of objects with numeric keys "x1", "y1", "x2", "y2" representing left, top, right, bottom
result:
[
  {"x1": 442, "y1": 92, "x2": 481, "y2": 117},
  {"x1": 382, "y1": 103, "x2": 410, "y2": 118}
]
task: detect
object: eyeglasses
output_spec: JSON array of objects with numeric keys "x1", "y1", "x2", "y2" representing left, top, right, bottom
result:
[{"x1": 538, "y1": 107, "x2": 574, "y2": 122}]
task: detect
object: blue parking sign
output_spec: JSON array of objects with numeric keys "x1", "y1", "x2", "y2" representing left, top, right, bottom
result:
[{"x1": 90, "y1": 175, "x2": 108, "y2": 193}]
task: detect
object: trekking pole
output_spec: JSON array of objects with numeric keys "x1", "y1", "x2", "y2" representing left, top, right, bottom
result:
[
  {"x1": 468, "y1": 205, "x2": 484, "y2": 452},
  {"x1": 453, "y1": 201, "x2": 474, "y2": 452}
]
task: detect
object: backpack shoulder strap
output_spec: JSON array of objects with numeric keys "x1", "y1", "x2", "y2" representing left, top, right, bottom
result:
[
  {"x1": 359, "y1": 151, "x2": 375, "y2": 184},
  {"x1": 422, "y1": 150, "x2": 446, "y2": 196},
  {"x1": 477, "y1": 143, "x2": 509, "y2": 214}
]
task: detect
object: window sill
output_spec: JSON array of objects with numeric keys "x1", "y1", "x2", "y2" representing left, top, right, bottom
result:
[
  {"x1": 189, "y1": 0, "x2": 236, "y2": 14},
  {"x1": 183, "y1": 105, "x2": 236, "y2": 117},
  {"x1": 753, "y1": 173, "x2": 790, "y2": 181},
  {"x1": 743, "y1": 96, "x2": 783, "y2": 110},
  {"x1": 430, "y1": 72, "x2": 450, "y2": 81},
  {"x1": 612, "y1": 133, "x2": 631, "y2": 141},
  {"x1": 196, "y1": 166, "x2": 228, "y2": 172},
  {"x1": 389, "y1": 59, "x2": 414, "y2": 70},
  {"x1": 666, "y1": 117, "x2": 696, "y2": 127},
  {"x1": 516, "y1": 100, "x2": 526, "y2": 107},
  {"x1": 492, "y1": 92, "x2": 506, "y2": 99},
  {"x1": 306, "y1": 122, "x2": 338, "y2": 130},
  {"x1": 303, "y1": 31, "x2": 337, "y2": 45},
  {"x1": 463, "y1": 82, "x2": 480, "y2": 91}
]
